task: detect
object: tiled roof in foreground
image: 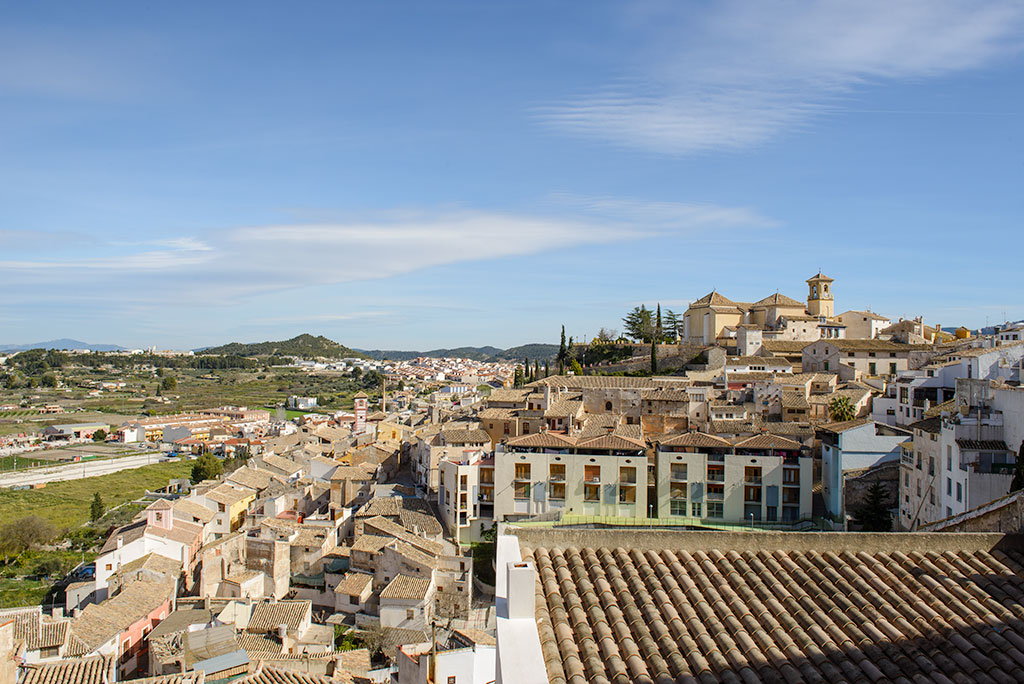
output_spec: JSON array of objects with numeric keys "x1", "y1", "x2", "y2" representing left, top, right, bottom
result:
[{"x1": 526, "y1": 534, "x2": 1024, "y2": 684}]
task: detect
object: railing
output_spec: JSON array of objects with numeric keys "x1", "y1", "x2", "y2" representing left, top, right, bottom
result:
[
  {"x1": 706, "y1": 491, "x2": 724, "y2": 501},
  {"x1": 548, "y1": 473, "x2": 565, "y2": 482},
  {"x1": 744, "y1": 476, "x2": 762, "y2": 485},
  {"x1": 707, "y1": 473, "x2": 725, "y2": 483}
]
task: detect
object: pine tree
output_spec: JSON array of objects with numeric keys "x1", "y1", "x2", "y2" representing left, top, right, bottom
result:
[
  {"x1": 558, "y1": 325, "x2": 567, "y2": 374},
  {"x1": 656, "y1": 304, "x2": 663, "y2": 342},
  {"x1": 534, "y1": 360, "x2": 540, "y2": 381},
  {"x1": 854, "y1": 482, "x2": 892, "y2": 531},
  {"x1": 650, "y1": 339, "x2": 658, "y2": 374},
  {"x1": 191, "y1": 451, "x2": 224, "y2": 484},
  {"x1": 622, "y1": 305, "x2": 654, "y2": 342},
  {"x1": 90, "y1": 492, "x2": 105, "y2": 522},
  {"x1": 1010, "y1": 443, "x2": 1024, "y2": 492},
  {"x1": 544, "y1": 361, "x2": 550, "y2": 378},
  {"x1": 664, "y1": 309, "x2": 682, "y2": 340}
]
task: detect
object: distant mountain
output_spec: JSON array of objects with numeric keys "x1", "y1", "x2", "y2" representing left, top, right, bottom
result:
[
  {"x1": 197, "y1": 334, "x2": 368, "y2": 359},
  {"x1": 0, "y1": 339, "x2": 126, "y2": 353},
  {"x1": 358, "y1": 343, "x2": 558, "y2": 362}
]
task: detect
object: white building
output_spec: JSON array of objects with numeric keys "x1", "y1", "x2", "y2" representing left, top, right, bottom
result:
[{"x1": 819, "y1": 420, "x2": 910, "y2": 522}]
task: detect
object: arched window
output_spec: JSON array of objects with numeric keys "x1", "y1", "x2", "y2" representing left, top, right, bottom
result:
[{"x1": 605, "y1": 401, "x2": 613, "y2": 411}]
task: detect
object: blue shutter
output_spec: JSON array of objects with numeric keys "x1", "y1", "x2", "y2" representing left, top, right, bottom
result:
[
  {"x1": 766, "y1": 485, "x2": 779, "y2": 507},
  {"x1": 534, "y1": 481, "x2": 546, "y2": 502},
  {"x1": 690, "y1": 482, "x2": 703, "y2": 502}
]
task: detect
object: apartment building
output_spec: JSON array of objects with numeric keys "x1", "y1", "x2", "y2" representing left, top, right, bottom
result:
[
  {"x1": 802, "y1": 339, "x2": 932, "y2": 379},
  {"x1": 898, "y1": 417, "x2": 944, "y2": 530},
  {"x1": 438, "y1": 450, "x2": 494, "y2": 543},
  {"x1": 655, "y1": 432, "x2": 812, "y2": 523},
  {"x1": 494, "y1": 428, "x2": 648, "y2": 521}
]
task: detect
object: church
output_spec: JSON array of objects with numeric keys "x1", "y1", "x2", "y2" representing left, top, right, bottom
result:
[{"x1": 681, "y1": 272, "x2": 846, "y2": 346}]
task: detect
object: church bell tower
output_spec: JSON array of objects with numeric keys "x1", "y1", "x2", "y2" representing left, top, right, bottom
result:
[{"x1": 806, "y1": 272, "x2": 834, "y2": 318}]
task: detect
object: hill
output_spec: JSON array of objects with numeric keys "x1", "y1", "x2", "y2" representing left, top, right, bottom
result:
[
  {"x1": 197, "y1": 334, "x2": 368, "y2": 359},
  {"x1": 0, "y1": 339, "x2": 126, "y2": 353},
  {"x1": 358, "y1": 343, "x2": 558, "y2": 362}
]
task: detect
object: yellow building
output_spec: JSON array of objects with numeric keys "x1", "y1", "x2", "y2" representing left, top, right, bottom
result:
[{"x1": 682, "y1": 273, "x2": 839, "y2": 345}]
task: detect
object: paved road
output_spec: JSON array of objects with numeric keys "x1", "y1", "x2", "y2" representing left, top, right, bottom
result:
[{"x1": 0, "y1": 452, "x2": 172, "y2": 488}]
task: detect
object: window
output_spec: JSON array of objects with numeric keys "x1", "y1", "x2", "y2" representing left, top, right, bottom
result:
[
  {"x1": 514, "y1": 463, "x2": 531, "y2": 481},
  {"x1": 783, "y1": 468, "x2": 799, "y2": 485},
  {"x1": 868, "y1": 363, "x2": 877, "y2": 375},
  {"x1": 956, "y1": 482, "x2": 962, "y2": 502},
  {"x1": 929, "y1": 488, "x2": 935, "y2": 505},
  {"x1": 707, "y1": 502, "x2": 724, "y2": 518},
  {"x1": 618, "y1": 485, "x2": 636, "y2": 504},
  {"x1": 448, "y1": 678, "x2": 457, "y2": 684},
  {"x1": 915, "y1": 453, "x2": 922, "y2": 470},
  {"x1": 707, "y1": 465, "x2": 724, "y2": 482},
  {"x1": 744, "y1": 486, "x2": 762, "y2": 502},
  {"x1": 156, "y1": 512, "x2": 163, "y2": 522},
  {"x1": 670, "y1": 500, "x2": 687, "y2": 516},
  {"x1": 513, "y1": 482, "x2": 530, "y2": 500},
  {"x1": 744, "y1": 466, "x2": 762, "y2": 484},
  {"x1": 904, "y1": 472, "x2": 910, "y2": 486},
  {"x1": 549, "y1": 463, "x2": 565, "y2": 482},
  {"x1": 691, "y1": 502, "x2": 702, "y2": 517},
  {"x1": 889, "y1": 363, "x2": 897, "y2": 374},
  {"x1": 619, "y1": 466, "x2": 637, "y2": 485},
  {"x1": 549, "y1": 483, "x2": 566, "y2": 500},
  {"x1": 671, "y1": 463, "x2": 687, "y2": 481},
  {"x1": 584, "y1": 484, "x2": 600, "y2": 502},
  {"x1": 406, "y1": 609, "x2": 415, "y2": 620},
  {"x1": 349, "y1": 594, "x2": 360, "y2": 605},
  {"x1": 584, "y1": 465, "x2": 600, "y2": 483},
  {"x1": 928, "y1": 457, "x2": 934, "y2": 476},
  {"x1": 106, "y1": 564, "x2": 112, "y2": 571},
  {"x1": 605, "y1": 401, "x2": 613, "y2": 411}
]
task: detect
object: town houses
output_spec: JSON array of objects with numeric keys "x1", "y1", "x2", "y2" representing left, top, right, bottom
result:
[{"x1": 5, "y1": 274, "x2": 1024, "y2": 684}]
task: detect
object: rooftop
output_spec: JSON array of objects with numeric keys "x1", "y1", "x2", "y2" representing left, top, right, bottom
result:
[
  {"x1": 247, "y1": 600, "x2": 311, "y2": 634},
  {"x1": 518, "y1": 528, "x2": 1024, "y2": 684}
]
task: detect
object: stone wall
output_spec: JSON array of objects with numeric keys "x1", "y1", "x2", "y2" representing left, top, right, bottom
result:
[
  {"x1": 508, "y1": 525, "x2": 1023, "y2": 555},
  {"x1": 923, "y1": 490, "x2": 1024, "y2": 534},
  {"x1": 844, "y1": 461, "x2": 898, "y2": 524}
]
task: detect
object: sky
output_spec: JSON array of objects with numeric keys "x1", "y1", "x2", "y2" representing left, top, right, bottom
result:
[{"x1": 2, "y1": 1, "x2": 1023, "y2": 350}]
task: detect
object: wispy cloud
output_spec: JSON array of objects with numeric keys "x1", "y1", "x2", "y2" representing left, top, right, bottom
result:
[
  {"x1": 537, "y1": 0, "x2": 1024, "y2": 154},
  {"x1": 0, "y1": 201, "x2": 774, "y2": 305}
]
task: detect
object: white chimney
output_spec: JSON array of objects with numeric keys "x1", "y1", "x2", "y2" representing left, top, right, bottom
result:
[
  {"x1": 277, "y1": 624, "x2": 288, "y2": 640},
  {"x1": 506, "y1": 561, "x2": 537, "y2": 620},
  {"x1": 116, "y1": 535, "x2": 123, "y2": 550}
]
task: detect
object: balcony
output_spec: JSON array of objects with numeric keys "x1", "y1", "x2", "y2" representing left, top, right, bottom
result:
[
  {"x1": 548, "y1": 473, "x2": 565, "y2": 482},
  {"x1": 707, "y1": 472, "x2": 725, "y2": 483},
  {"x1": 706, "y1": 490, "x2": 724, "y2": 502},
  {"x1": 620, "y1": 475, "x2": 637, "y2": 485},
  {"x1": 744, "y1": 476, "x2": 762, "y2": 485}
]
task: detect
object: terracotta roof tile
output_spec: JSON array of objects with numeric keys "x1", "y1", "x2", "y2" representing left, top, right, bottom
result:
[
  {"x1": 529, "y1": 543, "x2": 1024, "y2": 684},
  {"x1": 246, "y1": 600, "x2": 310, "y2": 633},
  {"x1": 18, "y1": 655, "x2": 115, "y2": 684}
]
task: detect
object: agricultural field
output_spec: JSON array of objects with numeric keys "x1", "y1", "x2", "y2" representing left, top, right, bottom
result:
[{"x1": 0, "y1": 459, "x2": 192, "y2": 530}]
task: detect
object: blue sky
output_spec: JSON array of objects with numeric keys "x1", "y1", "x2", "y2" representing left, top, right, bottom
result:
[{"x1": 2, "y1": 1, "x2": 1023, "y2": 350}]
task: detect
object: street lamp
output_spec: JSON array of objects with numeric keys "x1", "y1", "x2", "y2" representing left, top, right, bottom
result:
[{"x1": 749, "y1": 512, "x2": 755, "y2": 530}]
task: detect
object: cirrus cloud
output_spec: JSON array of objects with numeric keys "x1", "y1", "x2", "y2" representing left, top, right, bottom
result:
[{"x1": 537, "y1": 0, "x2": 1024, "y2": 154}]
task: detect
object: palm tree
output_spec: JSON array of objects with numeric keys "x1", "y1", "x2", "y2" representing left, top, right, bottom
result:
[{"x1": 828, "y1": 395, "x2": 856, "y2": 422}]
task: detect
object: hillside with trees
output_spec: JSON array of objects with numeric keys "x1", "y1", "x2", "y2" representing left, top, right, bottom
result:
[{"x1": 198, "y1": 334, "x2": 367, "y2": 359}]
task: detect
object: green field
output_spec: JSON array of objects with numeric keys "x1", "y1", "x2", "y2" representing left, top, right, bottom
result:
[{"x1": 0, "y1": 460, "x2": 193, "y2": 530}]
